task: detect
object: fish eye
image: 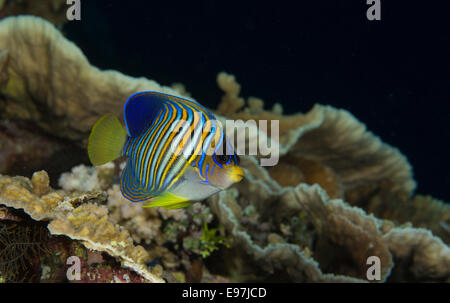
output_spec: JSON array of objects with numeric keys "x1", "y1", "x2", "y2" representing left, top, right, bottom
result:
[{"x1": 215, "y1": 154, "x2": 230, "y2": 165}]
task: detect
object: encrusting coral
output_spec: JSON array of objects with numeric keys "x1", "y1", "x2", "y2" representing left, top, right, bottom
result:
[
  {"x1": 57, "y1": 162, "x2": 230, "y2": 282},
  {"x1": 0, "y1": 171, "x2": 164, "y2": 283},
  {"x1": 0, "y1": 16, "x2": 449, "y2": 283}
]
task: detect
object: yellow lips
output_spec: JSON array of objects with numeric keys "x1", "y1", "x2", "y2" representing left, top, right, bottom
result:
[{"x1": 229, "y1": 166, "x2": 244, "y2": 183}]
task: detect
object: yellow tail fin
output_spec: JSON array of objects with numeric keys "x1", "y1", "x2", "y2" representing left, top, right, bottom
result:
[{"x1": 88, "y1": 113, "x2": 127, "y2": 166}]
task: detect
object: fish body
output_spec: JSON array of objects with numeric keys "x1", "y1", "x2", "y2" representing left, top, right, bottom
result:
[{"x1": 88, "y1": 91, "x2": 243, "y2": 209}]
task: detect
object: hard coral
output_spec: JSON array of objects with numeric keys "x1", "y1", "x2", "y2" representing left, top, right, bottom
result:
[
  {"x1": 0, "y1": 16, "x2": 187, "y2": 141},
  {"x1": 366, "y1": 194, "x2": 450, "y2": 245},
  {"x1": 0, "y1": 171, "x2": 164, "y2": 283},
  {"x1": 216, "y1": 72, "x2": 415, "y2": 205},
  {"x1": 0, "y1": 0, "x2": 68, "y2": 27},
  {"x1": 59, "y1": 163, "x2": 115, "y2": 192},
  {"x1": 208, "y1": 155, "x2": 450, "y2": 282}
]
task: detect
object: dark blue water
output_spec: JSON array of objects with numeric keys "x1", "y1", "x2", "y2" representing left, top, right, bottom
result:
[{"x1": 64, "y1": 1, "x2": 450, "y2": 202}]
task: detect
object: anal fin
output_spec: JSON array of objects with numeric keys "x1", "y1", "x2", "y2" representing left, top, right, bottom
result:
[{"x1": 142, "y1": 192, "x2": 191, "y2": 209}]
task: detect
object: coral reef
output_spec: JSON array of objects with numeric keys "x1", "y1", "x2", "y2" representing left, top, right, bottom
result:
[
  {"x1": 57, "y1": 162, "x2": 230, "y2": 282},
  {"x1": 0, "y1": 16, "x2": 448, "y2": 283},
  {"x1": 365, "y1": 194, "x2": 450, "y2": 245},
  {"x1": 0, "y1": 16, "x2": 186, "y2": 141},
  {"x1": 208, "y1": 157, "x2": 449, "y2": 282},
  {"x1": 0, "y1": 0, "x2": 68, "y2": 27},
  {"x1": 0, "y1": 171, "x2": 164, "y2": 282},
  {"x1": 206, "y1": 74, "x2": 449, "y2": 282},
  {"x1": 216, "y1": 72, "x2": 415, "y2": 199},
  {"x1": 59, "y1": 163, "x2": 116, "y2": 192}
]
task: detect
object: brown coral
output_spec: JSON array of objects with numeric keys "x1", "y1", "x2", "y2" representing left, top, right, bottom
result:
[
  {"x1": 216, "y1": 72, "x2": 415, "y2": 206},
  {"x1": 209, "y1": 154, "x2": 450, "y2": 282},
  {"x1": 0, "y1": 0, "x2": 68, "y2": 27},
  {"x1": 268, "y1": 156, "x2": 343, "y2": 199},
  {"x1": 0, "y1": 171, "x2": 164, "y2": 283},
  {"x1": 366, "y1": 194, "x2": 450, "y2": 245},
  {"x1": 383, "y1": 227, "x2": 450, "y2": 280},
  {"x1": 0, "y1": 16, "x2": 186, "y2": 141}
]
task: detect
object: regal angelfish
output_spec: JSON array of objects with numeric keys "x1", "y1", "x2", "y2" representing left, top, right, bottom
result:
[{"x1": 87, "y1": 91, "x2": 243, "y2": 209}]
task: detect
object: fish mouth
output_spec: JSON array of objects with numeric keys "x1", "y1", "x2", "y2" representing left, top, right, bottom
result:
[
  {"x1": 230, "y1": 167, "x2": 244, "y2": 183},
  {"x1": 231, "y1": 174, "x2": 244, "y2": 183}
]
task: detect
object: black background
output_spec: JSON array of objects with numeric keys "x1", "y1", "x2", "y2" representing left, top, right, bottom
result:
[
  {"x1": 64, "y1": 0, "x2": 450, "y2": 201},
  {"x1": 2, "y1": 282, "x2": 446, "y2": 301}
]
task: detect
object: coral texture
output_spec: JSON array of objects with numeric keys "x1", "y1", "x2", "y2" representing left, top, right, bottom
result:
[
  {"x1": 0, "y1": 16, "x2": 185, "y2": 141},
  {"x1": 0, "y1": 171, "x2": 164, "y2": 283},
  {"x1": 208, "y1": 156, "x2": 450, "y2": 282},
  {"x1": 0, "y1": 0, "x2": 68, "y2": 26}
]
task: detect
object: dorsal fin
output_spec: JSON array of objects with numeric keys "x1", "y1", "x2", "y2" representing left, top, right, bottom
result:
[{"x1": 124, "y1": 91, "x2": 211, "y2": 137}]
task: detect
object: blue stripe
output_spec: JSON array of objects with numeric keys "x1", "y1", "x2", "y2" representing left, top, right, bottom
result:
[
  {"x1": 121, "y1": 91, "x2": 226, "y2": 202},
  {"x1": 134, "y1": 107, "x2": 167, "y2": 188},
  {"x1": 153, "y1": 101, "x2": 184, "y2": 189},
  {"x1": 120, "y1": 160, "x2": 153, "y2": 202},
  {"x1": 212, "y1": 130, "x2": 225, "y2": 168}
]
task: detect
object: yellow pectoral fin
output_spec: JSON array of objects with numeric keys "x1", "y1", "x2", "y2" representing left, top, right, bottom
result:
[{"x1": 142, "y1": 192, "x2": 191, "y2": 209}]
